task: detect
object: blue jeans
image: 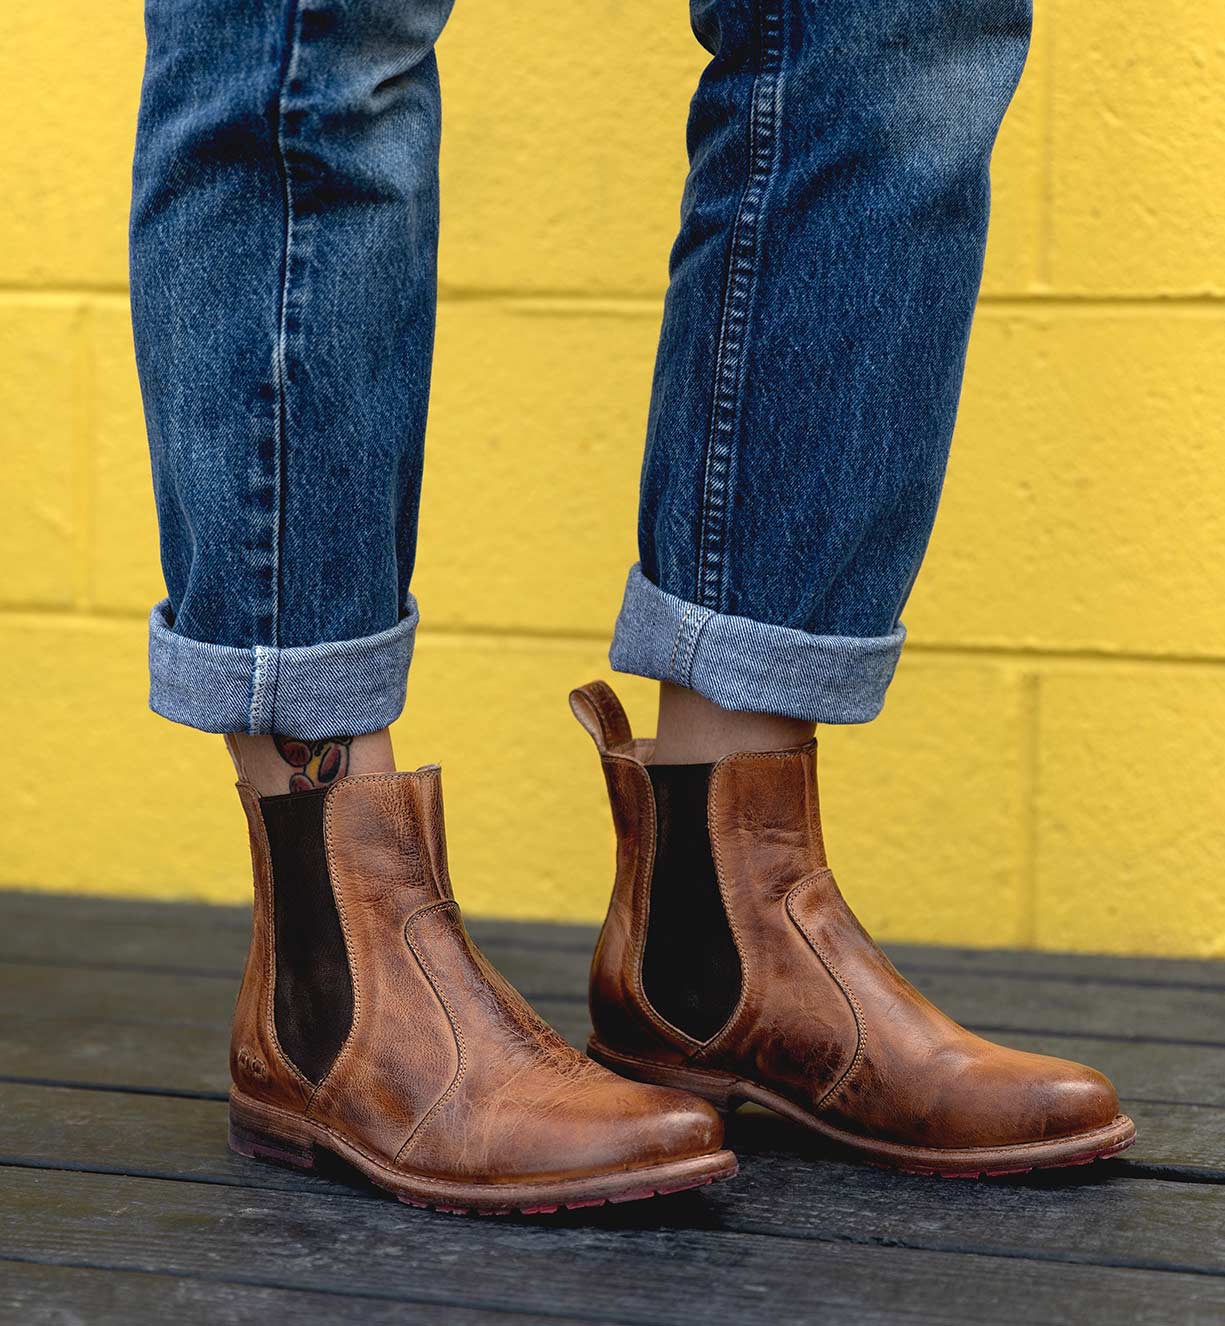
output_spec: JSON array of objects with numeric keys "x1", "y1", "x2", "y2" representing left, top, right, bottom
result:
[{"x1": 131, "y1": 0, "x2": 1030, "y2": 739}]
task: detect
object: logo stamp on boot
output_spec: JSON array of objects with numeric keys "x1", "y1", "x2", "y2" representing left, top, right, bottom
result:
[{"x1": 237, "y1": 1046, "x2": 268, "y2": 1081}]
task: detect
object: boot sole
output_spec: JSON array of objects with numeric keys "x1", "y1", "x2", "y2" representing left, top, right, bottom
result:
[
  {"x1": 587, "y1": 1039, "x2": 1137, "y2": 1179},
  {"x1": 228, "y1": 1088, "x2": 739, "y2": 1215}
]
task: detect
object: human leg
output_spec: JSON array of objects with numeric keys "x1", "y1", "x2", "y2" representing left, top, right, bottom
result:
[
  {"x1": 583, "y1": 0, "x2": 1134, "y2": 1174},
  {"x1": 132, "y1": 0, "x2": 734, "y2": 1211}
]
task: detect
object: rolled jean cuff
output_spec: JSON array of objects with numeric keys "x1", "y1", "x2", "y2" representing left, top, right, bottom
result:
[
  {"x1": 608, "y1": 565, "x2": 905, "y2": 724},
  {"x1": 147, "y1": 596, "x2": 418, "y2": 739}
]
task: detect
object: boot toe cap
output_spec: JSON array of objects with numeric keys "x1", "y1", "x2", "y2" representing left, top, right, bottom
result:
[
  {"x1": 953, "y1": 1048, "x2": 1123, "y2": 1147},
  {"x1": 876, "y1": 1043, "x2": 1126, "y2": 1151},
  {"x1": 555, "y1": 1077, "x2": 726, "y2": 1176},
  {"x1": 633, "y1": 1084, "x2": 726, "y2": 1160},
  {"x1": 1034, "y1": 1057, "x2": 1121, "y2": 1139}
]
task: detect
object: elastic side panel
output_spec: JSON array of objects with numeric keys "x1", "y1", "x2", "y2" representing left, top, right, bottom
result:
[
  {"x1": 641, "y1": 763, "x2": 742, "y2": 1042},
  {"x1": 260, "y1": 787, "x2": 355, "y2": 1084}
]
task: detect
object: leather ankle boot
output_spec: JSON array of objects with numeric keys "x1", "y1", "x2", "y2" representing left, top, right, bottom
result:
[
  {"x1": 571, "y1": 681, "x2": 1136, "y2": 1178},
  {"x1": 227, "y1": 766, "x2": 736, "y2": 1214}
]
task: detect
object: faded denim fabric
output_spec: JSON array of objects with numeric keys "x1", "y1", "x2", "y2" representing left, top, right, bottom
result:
[
  {"x1": 132, "y1": 0, "x2": 1029, "y2": 737},
  {"x1": 611, "y1": 0, "x2": 1032, "y2": 721},
  {"x1": 131, "y1": 0, "x2": 454, "y2": 737}
]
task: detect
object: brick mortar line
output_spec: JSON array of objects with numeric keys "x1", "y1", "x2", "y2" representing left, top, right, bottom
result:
[
  {"x1": 1017, "y1": 671, "x2": 1042, "y2": 949},
  {"x1": 1034, "y1": 0, "x2": 1057, "y2": 290},
  {"x1": 69, "y1": 303, "x2": 94, "y2": 614},
  {"x1": 3, "y1": 608, "x2": 1225, "y2": 674}
]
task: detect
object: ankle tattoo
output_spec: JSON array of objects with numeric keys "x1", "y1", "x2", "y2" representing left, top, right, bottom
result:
[{"x1": 272, "y1": 735, "x2": 353, "y2": 793}]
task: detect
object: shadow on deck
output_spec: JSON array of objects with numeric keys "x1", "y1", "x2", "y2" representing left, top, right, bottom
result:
[{"x1": 1, "y1": 891, "x2": 1223, "y2": 1324}]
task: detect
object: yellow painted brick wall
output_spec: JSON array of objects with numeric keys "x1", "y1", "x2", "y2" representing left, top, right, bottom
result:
[{"x1": 1, "y1": 3, "x2": 1222, "y2": 955}]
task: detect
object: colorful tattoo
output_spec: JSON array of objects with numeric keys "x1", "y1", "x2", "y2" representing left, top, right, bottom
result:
[{"x1": 273, "y1": 735, "x2": 353, "y2": 793}]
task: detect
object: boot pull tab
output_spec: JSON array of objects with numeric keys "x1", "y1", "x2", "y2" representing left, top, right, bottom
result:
[{"x1": 569, "y1": 680, "x2": 632, "y2": 753}]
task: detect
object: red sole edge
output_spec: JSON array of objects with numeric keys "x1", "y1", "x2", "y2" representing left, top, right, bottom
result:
[
  {"x1": 391, "y1": 1166, "x2": 737, "y2": 1218},
  {"x1": 230, "y1": 1119, "x2": 739, "y2": 1218},
  {"x1": 868, "y1": 1132, "x2": 1136, "y2": 1180}
]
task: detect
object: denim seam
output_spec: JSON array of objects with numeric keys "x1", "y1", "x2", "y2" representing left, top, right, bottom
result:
[
  {"x1": 246, "y1": 648, "x2": 261, "y2": 734},
  {"x1": 250, "y1": 645, "x2": 277, "y2": 734},
  {"x1": 671, "y1": 604, "x2": 713, "y2": 687},
  {"x1": 270, "y1": 0, "x2": 306, "y2": 653},
  {"x1": 666, "y1": 605, "x2": 695, "y2": 682},
  {"x1": 694, "y1": 0, "x2": 784, "y2": 612},
  {"x1": 678, "y1": 608, "x2": 714, "y2": 688}
]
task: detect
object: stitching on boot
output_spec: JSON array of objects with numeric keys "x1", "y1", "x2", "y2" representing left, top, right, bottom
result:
[
  {"x1": 688, "y1": 756, "x2": 753, "y2": 1063},
  {"x1": 308, "y1": 781, "x2": 365, "y2": 1108},
  {"x1": 247, "y1": 790, "x2": 314, "y2": 1098},
  {"x1": 621, "y1": 758, "x2": 706, "y2": 1052},
  {"x1": 785, "y1": 874, "x2": 867, "y2": 1109},
  {"x1": 395, "y1": 900, "x2": 468, "y2": 1164},
  {"x1": 641, "y1": 762, "x2": 741, "y2": 1042}
]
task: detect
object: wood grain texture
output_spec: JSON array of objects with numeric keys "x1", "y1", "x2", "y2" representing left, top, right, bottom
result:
[
  {"x1": 4, "y1": 1166, "x2": 1225, "y2": 1326},
  {"x1": 0, "y1": 1084, "x2": 1221, "y2": 1260},
  {"x1": 5, "y1": 970, "x2": 1225, "y2": 1113},
  {"x1": 1, "y1": 891, "x2": 1223, "y2": 1323},
  {"x1": 0, "y1": 1262, "x2": 538, "y2": 1326}
]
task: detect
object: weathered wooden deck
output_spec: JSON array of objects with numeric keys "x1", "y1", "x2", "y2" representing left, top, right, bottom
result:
[{"x1": 0, "y1": 890, "x2": 1222, "y2": 1324}]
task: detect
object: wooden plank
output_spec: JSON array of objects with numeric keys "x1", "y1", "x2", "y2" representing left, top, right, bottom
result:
[
  {"x1": 1123, "y1": 1100, "x2": 1225, "y2": 1175},
  {"x1": 3, "y1": 965, "x2": 235, "y2": 1028},
  {"x1": 4, "y1": 889, "x2": 1225, "y2": 1057},
  {"x1": 0, "y1": 892, "x2": 248, "y2": 966},
  {"x1": 6, "y1": 885, "x2": 1225, "y2": 1057},
  {"x1": 469, "y1": 941, "x2": 1225, "y2": 1050},
  {"x1": 889, "y1": 942, "x2": 1225, "y2": 989},
  {"x1": 1, "y1": 1078, "x2": 1224, "y2": 1190},
  {"x1": 0, "y1": 1262, "x2": 541, "y2": 1326},
  {"x1": 476, "y1": 916, "x2": 1225, "y2": 993},
  {"x1": 0, "y1": 1083, "x2": 356, "y2": 1197},
  {"x1": 4, "y1": 976, "x2": 1225, "y2": 1120},
  {"x1": 8, "y1": 928, "x2": 1225, "y2": 1050},
  {"x1": 0, "y1": 1017, "x2": 229, "y2": 1097},
  {"x1": 4, "y1": 1165, "x2": 1225, "y2": 1326},
  {"x1": 5, "y1": 891, "x2": 1224, "y2": 1325},
  {"x1": 0, "y1": 891, "x2": 248, "y2": 931},
  {"x1": 4, "y1": 890, "x2": 1225, "y2": 990},
  {"x1": 0, "y1": 896, "x2": 600, "y2": 985},
  {"x1": 0, "y1": 1082, "x2": 1222, "y2": 1257},
  {"x1": 885, "y1": 969, "x2": 1225, "y2": 1046}
]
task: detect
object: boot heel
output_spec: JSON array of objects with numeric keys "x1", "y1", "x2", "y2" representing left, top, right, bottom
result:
[
  {"x1": 587, "y1": 1039, "x2": 742, "y2": 1110},
  {"x1": 228, "y1": 1095, "x2": 317, "y2": 1171}
]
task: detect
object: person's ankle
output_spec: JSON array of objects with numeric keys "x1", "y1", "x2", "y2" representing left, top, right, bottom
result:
[
  {"x1": 224, "y1": 729, "x2": 396, "y2": 796},
  {"x1": 651, "y1": 682, "x2": 814, "y2": 765}
]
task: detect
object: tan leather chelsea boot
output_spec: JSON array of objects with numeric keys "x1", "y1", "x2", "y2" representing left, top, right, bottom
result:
[
  {"x1": 227, "y1": 765, "x2": 736, "y2": 1214},
  {"x1": 571, "y1": 680, "x2": 1136, "y2": 1178}
]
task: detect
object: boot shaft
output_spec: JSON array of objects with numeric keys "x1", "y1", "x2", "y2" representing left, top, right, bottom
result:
[
  {"x1": 230, "y1": 768, "x2": 454, "y2": 1105},
  {"x1": 571, "y1": 681, "x2": 827, "y2": 1057}
]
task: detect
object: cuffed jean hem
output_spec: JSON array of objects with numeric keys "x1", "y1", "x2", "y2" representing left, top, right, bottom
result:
[
  {"x1": 608, "y1": 565, "x2": 906, "y2": 724},
  {"x1": 147, "y1": 596, "x2": 418, "y2": 739}
]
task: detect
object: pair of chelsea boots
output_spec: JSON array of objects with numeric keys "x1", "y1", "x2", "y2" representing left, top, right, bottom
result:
[{"x1": 227, "y1": 679, "x2": 1135, "y2": 1215}]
